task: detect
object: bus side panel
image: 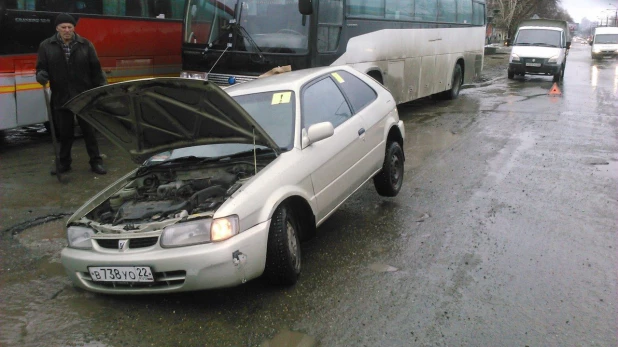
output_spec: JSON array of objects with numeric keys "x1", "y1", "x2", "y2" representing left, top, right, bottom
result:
[
  {"x1": 419, "y1": 56, "x2": 435, "y2": 98},
  {"x1": 14, "y1": 59, "x2": 47, "y2": 127},
  {"x1": 404, "y1": 57, "x2": 421, "y2": 101},
  {"x1": 0, "y1": 75, "x2": 18, "y2": 130},
  {"x1": 75, "y1": 18, "x2": 182, "y2": 81},
  {"x1": 387, "y1": 60, "x2": 405, "y2": 104},
  {"x1": 433, "y1": 54, "x2": 451, "y2": 95}
]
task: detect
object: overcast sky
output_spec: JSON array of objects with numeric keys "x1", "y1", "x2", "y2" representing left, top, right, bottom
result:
[{"x1": 560, "y1": 0, "x2": 617, "y2": 23}]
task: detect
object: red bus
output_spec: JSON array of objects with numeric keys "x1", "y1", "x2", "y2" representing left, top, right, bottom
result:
[{"x1": 0, "y1": 0, "x2": 185, "y2": 132}]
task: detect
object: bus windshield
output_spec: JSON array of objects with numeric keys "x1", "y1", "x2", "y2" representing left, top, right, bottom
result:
[{"x1": 184, "y1": 0, "x2": 309, "y2": 54}]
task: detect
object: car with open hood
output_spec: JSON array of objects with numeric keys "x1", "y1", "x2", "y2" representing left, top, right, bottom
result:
[{"x1": 60, "y1": 65, "x2": 405, "y2": 294}]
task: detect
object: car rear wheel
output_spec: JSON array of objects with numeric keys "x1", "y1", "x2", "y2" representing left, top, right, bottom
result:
[
  {"x1": 265, "y1": 204, "x2": 301, "y2": 285},
  {"x1": 373, "y1": 141, "x2": 404, "y2": 197}
]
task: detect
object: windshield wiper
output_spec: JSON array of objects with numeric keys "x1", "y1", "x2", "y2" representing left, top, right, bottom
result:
[
  {"x1": 221, "y1": 147, "x2": 278, "y2": 160},
  {"x1": 136, "y1": 155, "x2": 220, "y2": 176},
  {"x1": 530, "y1": 43, "x2": 558, "y2": 47}
]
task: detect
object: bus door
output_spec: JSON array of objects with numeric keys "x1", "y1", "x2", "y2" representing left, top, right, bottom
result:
[
  {"x1": 14, "y1": 59, "x2": 47, "y2": 127},
  {"x1": 315, "y1": 0, "x2": 343, "y2": 66}
]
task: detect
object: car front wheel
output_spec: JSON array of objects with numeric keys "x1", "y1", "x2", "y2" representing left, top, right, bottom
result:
[
  {"x1": 264, "y1": 204, "x2": 301, "y2": 285},
  {"x1": 373, "y1": 141, "x2": 404, "y2": 197}
]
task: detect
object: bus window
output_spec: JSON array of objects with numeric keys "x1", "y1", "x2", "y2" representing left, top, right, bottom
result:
[
  {"x1": 437, "y1": 0, "x2": 456, "y2": 23},
  {"x1": 126, "y1": 0, "x2": 144, "y2": 17},
  {"x1": 347, "y1": 0, "x2": 385, "y2": 18},
  {"x1": 457, "y1": 0, "x2": 472, "y2": 24},
  {"x1": 415, "y1": 0, "x2": 437, "y2": 22},
  {"x1": 317, "y1": 0, "x2": 343, "y2": 52},
  {"x1": 472, "y1": 1, "x2": 485, "y2": 25},
  {"x1": 385, "y1": 0, "x2": 413, "y2": 20}
]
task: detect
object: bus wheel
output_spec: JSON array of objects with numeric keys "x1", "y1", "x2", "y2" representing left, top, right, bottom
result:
[
  {"x1": 442, "y1": 64, "x2": 462, "y2": 100},
  {"x1": 367, "y1": 71, "x2": 383, "y2": 85}
]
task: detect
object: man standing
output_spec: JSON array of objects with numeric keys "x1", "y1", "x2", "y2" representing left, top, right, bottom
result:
[{"x1": 36, "y1": 13, "x2": 107, "y2": 175}]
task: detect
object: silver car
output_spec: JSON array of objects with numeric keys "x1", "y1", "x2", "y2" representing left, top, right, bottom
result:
[{"x1": 60, "y1": 65, "x2": 405, "y2": 294}]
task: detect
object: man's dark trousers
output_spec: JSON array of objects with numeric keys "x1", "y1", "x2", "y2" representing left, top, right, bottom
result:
[{"x1": 54, "y1": 108, "x2": 102, "y2": 167}]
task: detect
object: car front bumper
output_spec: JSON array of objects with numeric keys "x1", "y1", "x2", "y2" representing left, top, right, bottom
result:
[
  {"x1": 508, "y1": 62, "x2": 561, "y2": 75},
  {"x1": 61, "y1": 220, "x2": 270, "y2": 294}
]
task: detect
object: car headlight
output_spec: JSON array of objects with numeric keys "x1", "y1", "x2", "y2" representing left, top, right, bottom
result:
[
  {"x1": 547, "y1": 55, "x2": 559, "y2": 63},
  {"x1": 180, "y1": 71, "x2": 208, "y2": 80},
  {"x1": 67, "y1": 226, "x2": 95, "y2": 249},
  {"x1": 161, "y1": 219, "x2": 212, "y2": 248},
  {"x1": 593, "y1": 48, "x2": 601, "y2": 53},
  {"x1": 510, "y1": 53, "x2": 520, "y2": 62},
  {"x1": 211, "y1": 216, "x2": 239, "y2": 242}
]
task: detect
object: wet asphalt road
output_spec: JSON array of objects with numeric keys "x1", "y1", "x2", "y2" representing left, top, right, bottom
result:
[{"x1": 0, "y1": 44, "x2": 616, "y2": 346}]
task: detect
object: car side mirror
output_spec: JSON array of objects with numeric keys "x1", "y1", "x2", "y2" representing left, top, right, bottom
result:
[
  {"x1": 589, "y1": 41, "x2": 593, "y2": 46},
  {"x1": 505, "y1": 39, "x2": 511, "y2": 47},
  {"x1": 302, "y1": 122, "x2": 334, "y2": 149},
  {"x1": 298, "y1": 0, "x2": 313, "y2": 15}
]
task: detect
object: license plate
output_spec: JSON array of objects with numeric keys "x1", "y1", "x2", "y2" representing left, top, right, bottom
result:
[
  {"x1": 89, "y1": 266, "x2": 154, "y2": 282},
  {"x1": 526, "y1": 63, "x2": 541, "y2": 67}
]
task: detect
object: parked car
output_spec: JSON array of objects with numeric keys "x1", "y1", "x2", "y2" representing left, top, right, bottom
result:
[{"x1": 60, "y1": 65, "x2": 405, "y2": 294}]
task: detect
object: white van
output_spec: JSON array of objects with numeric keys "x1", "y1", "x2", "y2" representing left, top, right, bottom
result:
[
  {"x1": 590, "y1": 27, "x2": 618, "y2": 60},
  {"x1": 507, "y1": 19, "x2": 571, "y2": 82}
]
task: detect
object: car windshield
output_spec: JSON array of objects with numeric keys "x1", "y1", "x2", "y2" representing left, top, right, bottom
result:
[
  {"x1": 184, "y1": 0, "x2": 309, "y2": 53},
  {"x1": 144, "y1": 90, "x2": 295, "y2": 165},
  {"x1": 594, "y1": 34, "x2": 618, "y2": 44},
  {"x1": 514, "y1": 29, "x2": 562, "y2": 47}
]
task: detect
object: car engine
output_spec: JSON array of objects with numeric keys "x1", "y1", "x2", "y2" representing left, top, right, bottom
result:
[{"x1": 86, "y1": 162, "x2": 259, "y2": 226}]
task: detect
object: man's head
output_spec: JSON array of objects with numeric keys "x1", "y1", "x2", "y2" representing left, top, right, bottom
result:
[{"x1": 55, "y1": 13, "x2": 76, "y2": 43}]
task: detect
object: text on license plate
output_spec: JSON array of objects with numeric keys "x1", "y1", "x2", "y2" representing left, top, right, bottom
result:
[
  {"x1": 89, "y1": 266, "x2": 154, "y2": 282},
  {"x1": 526, "y1": 63, "x2": 541, "y2": 67}
]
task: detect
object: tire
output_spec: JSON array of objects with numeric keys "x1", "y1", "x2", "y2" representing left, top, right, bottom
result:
[
  {"x1": 552, "y1": 65, "x2": 564, "y2": 82},
  {"x1": 443, "y1": 64, "x2": 463, "y2": 100},
  {"x1": 264, "y1": 204, "x2": 301, "y2": 285},
  {"x1": 507, "y1": 71, "x2": 515, "y2": 79},
  {"x1": 373, "y1": 141, "x2": 404, "y2": 197}
]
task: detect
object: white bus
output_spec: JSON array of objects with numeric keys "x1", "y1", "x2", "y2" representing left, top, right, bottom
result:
[{"x1": 181, "y1": 0, "x2": 487, "y2": 103}]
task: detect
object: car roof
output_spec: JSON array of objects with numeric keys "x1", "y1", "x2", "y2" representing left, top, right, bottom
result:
[
  {"x1": 594, "y1": 27, "x2": 618, "y2": 34},
  {"x1": 225, "y1": 65, "x2": 362, "y2": 96}
]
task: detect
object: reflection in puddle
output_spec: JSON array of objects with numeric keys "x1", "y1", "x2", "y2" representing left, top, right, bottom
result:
[
  {"x1": 260, "y1": 329, "x2": 317, "y2": 347},
  {"x1": 592, "y1": 161, "x2": 618, "y2": 179},
  {"x1": 368, "y1": 263, "x2": 399, "y2": 272},
  {"x1": 591, "y1": 65, "x2": 598, "y2": 87},
  {"x1": 404, "y1": 126, "x2": 460, "y2": 170}
]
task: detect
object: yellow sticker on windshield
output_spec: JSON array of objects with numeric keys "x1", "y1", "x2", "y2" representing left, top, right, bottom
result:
[
  {"x1": 271, "y1": 92, "x2": 292, "y2": 105},
  {"x1": 331, "y1": 72, "x2": 345, "y2": 83}
]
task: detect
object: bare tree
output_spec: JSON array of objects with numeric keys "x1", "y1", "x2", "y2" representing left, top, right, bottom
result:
[{"x1": 488, "y1": 0, "x2": 574, "y2": 38}]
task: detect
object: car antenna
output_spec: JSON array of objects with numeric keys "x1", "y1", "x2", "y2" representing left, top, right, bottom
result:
[
  {"x1": 208, "y1": 43, "x2": 230, "y2": 75},
  {"x1": 252, "y1": 127, "x2": 257, "y2": 175}
]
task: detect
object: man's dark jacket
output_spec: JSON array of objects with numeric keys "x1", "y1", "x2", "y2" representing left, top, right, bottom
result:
[{"x1": 36, "y1": 33, "x2": 107, "y2": 110}]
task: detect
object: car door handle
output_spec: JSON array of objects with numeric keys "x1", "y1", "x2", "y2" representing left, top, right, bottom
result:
[{"x1": 358, "y1": 128, "x2": 365, "y2": 136}]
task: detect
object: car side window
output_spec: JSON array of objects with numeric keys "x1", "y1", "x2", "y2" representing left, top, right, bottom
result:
[
  {"x1": 302, "y1": 76, "x2": 352, "y2": 129},
  {"x1": 334, "y1": 70, "x2": 377, "y2": 113}
]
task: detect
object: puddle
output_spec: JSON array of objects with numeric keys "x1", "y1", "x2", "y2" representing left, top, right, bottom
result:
[
  {"x1": 368, "y1": 263, "x2": 399, "y2": 272},
  {"x1": 592, "y1": 160, "x2": 618, "y2": 179},
  {"x1": 404, "y1": 127, "x2": 460, "y2": 170},
  {"x1": 260, "y1": 329, "x2": 317, "y2": 347}
]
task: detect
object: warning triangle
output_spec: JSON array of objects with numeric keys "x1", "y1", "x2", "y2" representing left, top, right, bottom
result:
[{"x1": 549, "y1": 83, "x2": 562, "y2": 96}]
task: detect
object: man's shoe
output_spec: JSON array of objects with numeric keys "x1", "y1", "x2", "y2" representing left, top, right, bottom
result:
[
  {"x1": 50, "y1": 164, "x2": 71, "y2": 176},
  {"x1": 91, "y1": 163, "x2": 107, "y2": 175}
]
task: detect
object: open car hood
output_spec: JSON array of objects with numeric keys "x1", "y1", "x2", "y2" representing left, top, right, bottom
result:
[{"x1": 64, "y1": 78, "x2": 280, "y2": 164}]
